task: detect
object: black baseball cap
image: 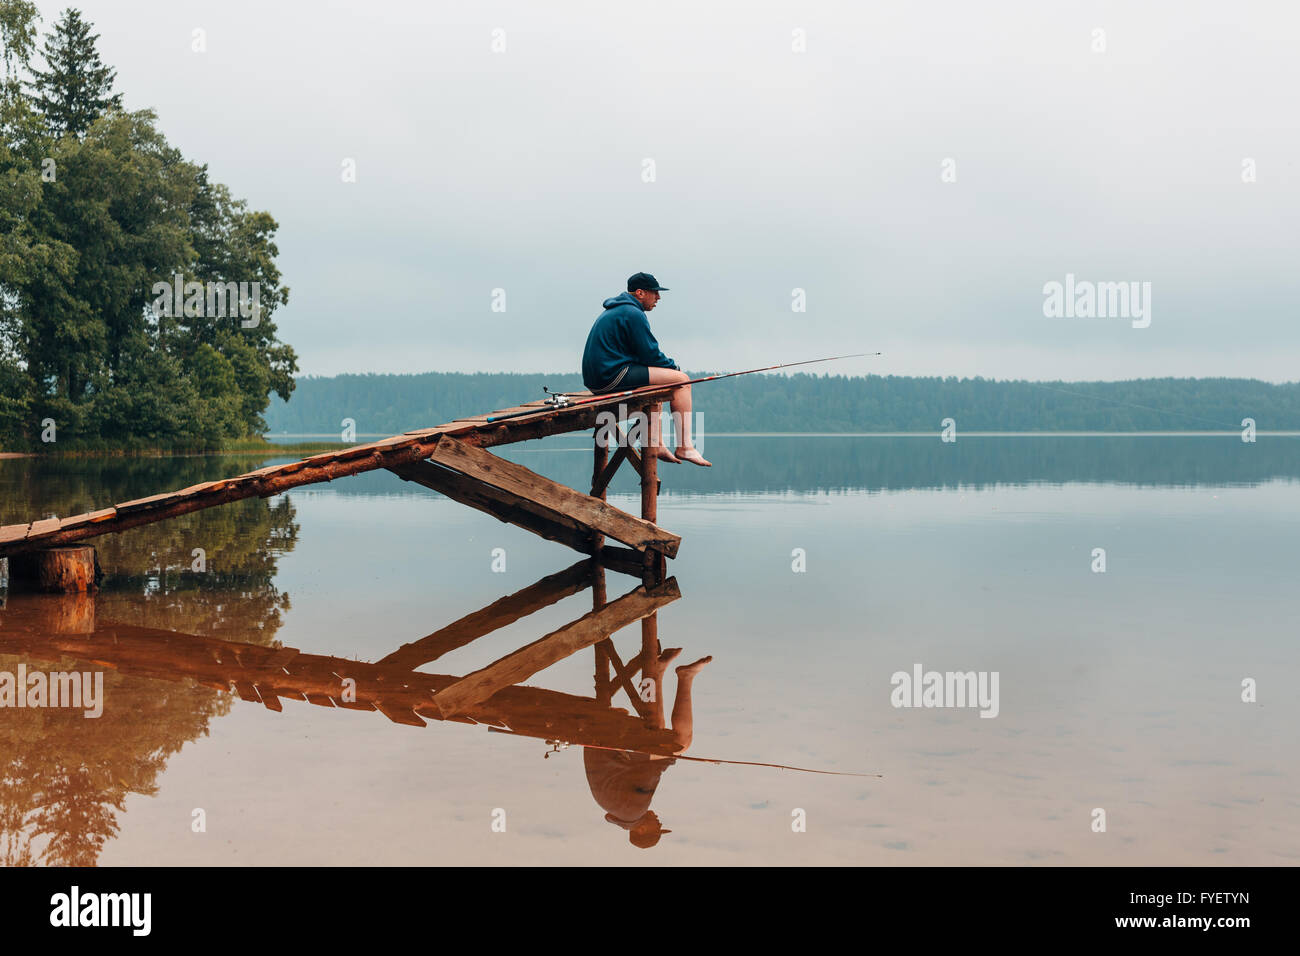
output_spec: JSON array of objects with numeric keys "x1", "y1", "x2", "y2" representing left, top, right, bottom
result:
[{"x1": 628, "y1": 272, "x2": 669, "y2": 293}]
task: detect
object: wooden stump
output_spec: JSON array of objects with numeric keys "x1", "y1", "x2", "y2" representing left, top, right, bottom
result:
[{"x1": 8, "y1": 546, "x2": 101, "y2": 593}]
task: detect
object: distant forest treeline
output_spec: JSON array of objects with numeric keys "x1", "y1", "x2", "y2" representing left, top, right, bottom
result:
[{"x1": 263, "y1": 372, "x2": 1300, "y2": 434}]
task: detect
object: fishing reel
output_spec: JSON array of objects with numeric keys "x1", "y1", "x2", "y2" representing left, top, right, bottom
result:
[
  {"x1": 544, "y1": 739, "x2": 571, "y2": 758},
  {"x1": 542, "y1": 387, "x2": 572, "y2": 408}
]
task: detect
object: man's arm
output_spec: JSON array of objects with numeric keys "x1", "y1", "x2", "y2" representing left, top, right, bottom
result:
[{"x1": 627, "y1": 312, "x2": 678, "y2": 370}]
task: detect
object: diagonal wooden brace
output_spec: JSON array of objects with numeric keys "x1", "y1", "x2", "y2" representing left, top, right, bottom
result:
[{"x1": 414, "y1": 436, "x2": 678, "y2": 557}]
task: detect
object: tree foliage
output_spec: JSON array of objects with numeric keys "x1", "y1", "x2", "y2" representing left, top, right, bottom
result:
[
  {"x1": 26, "y1": 8, "x2": 120, "y2": 137},
  {"x1": 0, "y1": 6, "x2": 296, "y2": 450}
]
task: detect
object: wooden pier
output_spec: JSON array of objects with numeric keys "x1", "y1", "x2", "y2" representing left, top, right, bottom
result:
[
  {"x1": 0, "y1": 387, "x2": 681, "y2": 586},
  {"x1": 0, "y1": 556, "x2": 685, "y2": 755}
]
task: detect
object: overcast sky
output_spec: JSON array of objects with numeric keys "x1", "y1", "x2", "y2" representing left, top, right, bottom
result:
[{"x1": 40, "y1": 0, "x2": 1300, "y2": 382}]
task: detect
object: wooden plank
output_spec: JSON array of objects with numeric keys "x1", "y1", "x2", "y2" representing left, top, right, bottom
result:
[
  {"x1": 431, "y1": 437, "x2": 679, "y2": 557},
  {"x1": 232, "y1": 681, "x2": 262, "y2": 703},
  {"x1": 0, "y1": 523, "x2": 31, "y2": 546},
  {"x1": 373, "y1": 700, "x2": 428, "y2": 727},
  {"x1": 174, "y1": 481, "x2": 220, "y2": 496},
  {"x1": 372, "y1": 434, "x2": 423, "y2": 449},
  {"x1": 116, "y1": 491, "x2": 184, "y2": 514},
  {"x1": 378, "y1": 557, "x2": 595, "y2": 669},
  {"x1": 244, "y1": 464, "x2": 288, "y2": 479},
  {"x1": 26, "y1": 517, "x2": 62, "y2": 539},
  {"x1": 467, "y1": 392, "x2": 675, "y2": 450},
  {"x1": 334, "y1": 442, "x2": 384, "y2": 461},
  {"x1": 389, "y1": 460, "x2": 603, "y2": 554},
  {"x1": 265, "y1": 647, "x2": 301, "y2": 669},
  {"x1": 333, "y1": 699, "x2": 377, "y2": 712},
  {"x1": 432, "y1": 578, "x2": 681, "y2": 717},
  {"x1": 53, "y1": 507, "x2": 117, "y2": 532},
  {"x1": 259, "y1": 689, "x2": 283, "y2": 712},
  {"x1": 594, "y1": 545, "x2": 644, "y2": 579},
  {"x1": 296, "y1": 450, "x2": 346, "y2": 467}
]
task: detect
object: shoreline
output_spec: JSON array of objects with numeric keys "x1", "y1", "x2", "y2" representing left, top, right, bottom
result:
[{"x1": 3, "y1": 430, "x2": 1298, "y2": 459}]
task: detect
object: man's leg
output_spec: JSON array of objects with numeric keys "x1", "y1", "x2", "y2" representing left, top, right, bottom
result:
[
  {"x1": 645, "y1": 399, "x2": 679, "y2": 464},
  {"x1": 645, "y1": 366, "x2": 711, "y2": 466},
  {"x1": 668, "y1": 656, "x2": 713, "y2": 750}
]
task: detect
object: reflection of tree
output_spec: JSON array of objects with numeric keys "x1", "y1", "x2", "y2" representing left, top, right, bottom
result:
[
  {"x1": 95, "y1": 493, "x2": 297, "y2": 643},
  {"x1": 0, "y1": 653, "x2": 230, "y2": 866},
  {"x1": 0, "y1": 454, "x2": 298, "y2": 864},
  {"x1": 491, "y1": 436, "x2": 1300, "y2": 497},
  {"x1": 2, "y1": 455, "x2": 298, "y2": 640}
]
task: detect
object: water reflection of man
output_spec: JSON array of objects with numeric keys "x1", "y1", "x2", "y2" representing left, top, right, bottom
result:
[{"x1": 584, "y1": 647, "x2": 711, "y2": 848}]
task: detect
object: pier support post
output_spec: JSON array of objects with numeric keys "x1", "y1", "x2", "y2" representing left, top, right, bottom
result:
[
  {"x1": 7, "y1": 546, "x2": 101, "y2": 594},
  {"x1": 593, "y1": 561, "x2": 611, "y2": 705},
  {"x1": 592, "y1": 428, "x2": 608, "y2": 554},
  {"x1": 639, "y1": 399, "x2": 664, "y2": 586},
  {"x1": 639, "y1": 399, "x2": 664, "y2": 693}
]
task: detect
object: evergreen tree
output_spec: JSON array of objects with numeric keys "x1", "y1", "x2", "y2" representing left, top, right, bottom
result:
[{"x1": 27, "y1": 8, "x2": 121, "y2": 137}]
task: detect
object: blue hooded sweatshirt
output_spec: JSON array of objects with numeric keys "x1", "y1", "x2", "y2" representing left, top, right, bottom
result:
[{"x1": 582, "y1": 292, "x2": 679, "y2": 390}]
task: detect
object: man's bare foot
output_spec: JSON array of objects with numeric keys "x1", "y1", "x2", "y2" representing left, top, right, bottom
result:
[
  {"x1": 675, "y1": 655, "x2": 713, "y2": 678},
  {"x1": 656, "y1": 448, "x2": 681, "y2": 464},
  {"x1": 658, "y1": 647, "x2": 683, "y2": 665},
  {"x1": 675, "y1": 447, "x2": 711, "y2": 467}
]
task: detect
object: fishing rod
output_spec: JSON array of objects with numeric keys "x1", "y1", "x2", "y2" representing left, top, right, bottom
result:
[{"x1": 485, "y1": 352, "x2": 881, "y2": 423}]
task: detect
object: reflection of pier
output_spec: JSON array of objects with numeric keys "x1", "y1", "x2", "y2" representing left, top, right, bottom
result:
[{"x1": 0, "y1": 557, "x2": 685, "y2": 756}]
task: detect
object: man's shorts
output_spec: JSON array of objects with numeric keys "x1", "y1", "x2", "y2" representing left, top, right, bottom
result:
[{"x1": 590, "y1": 364, "x2": 650, "y2": 394}]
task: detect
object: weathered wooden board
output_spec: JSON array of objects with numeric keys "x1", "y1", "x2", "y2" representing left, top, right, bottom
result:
[
  {"x1": 431, "y1": 578, "x2": 680, "y2": 717},
  {"x1": 24, "y1": 517, "x2": 61, "y2": 539},
  {"x1": 389, "y1": 459, "x2": 602, "y2": 554},
  {"x1": 431, "y1": 437, "x2": 679, "y2": 557},
  {"x1": 373, "y1": 700, "x2": 429, "y2": 727},
  {"x1": 232, "y1": 681, "x2": 262, "y2": 703},
  {"x1": 0, "y1": 523, "x2": 31, "y2": 545},
  {"x1": 379, "y1": 557, "x2": 596, "y2": 669}
]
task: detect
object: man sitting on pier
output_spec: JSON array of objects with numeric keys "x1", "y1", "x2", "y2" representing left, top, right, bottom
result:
[{"x1": 582, "y1": 273, "x2": 711, "y2": 466}]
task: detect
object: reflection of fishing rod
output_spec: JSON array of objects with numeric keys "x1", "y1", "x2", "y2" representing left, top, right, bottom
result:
[
  {"x1": 649, "y1": 750, "x2": 881, "y2": 777},
  {"x1": 484, "y1": 352, "x2": 882, "y2": 423},
  {"x1": 493, "y1": 729, "x2": 881, "y2": 776},
  {"x1": 573, "y1": 741, "x2": 882, "y2": 777}
]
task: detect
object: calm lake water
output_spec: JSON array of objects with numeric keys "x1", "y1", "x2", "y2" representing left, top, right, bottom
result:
[{"x1": 2, "y1": 435, "x2": 1297, "y2": 865}]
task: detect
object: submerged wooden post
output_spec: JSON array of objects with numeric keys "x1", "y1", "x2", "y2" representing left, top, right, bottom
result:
[
  {"x1": 592, "y1": 428, "x2": 608, "y2": 554},
  {"x1": 8, "y1": 546, "x2": 100, "y2": 593},
  {"x1": 639, "y1": 399, "x2": 663, "y2": 585},
  {"x1": 593, "y1": 561, "x2": 611, "y2": 705},
  {"x1": 639, "y1": 399, "x2": 663, "y2": 690}
]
